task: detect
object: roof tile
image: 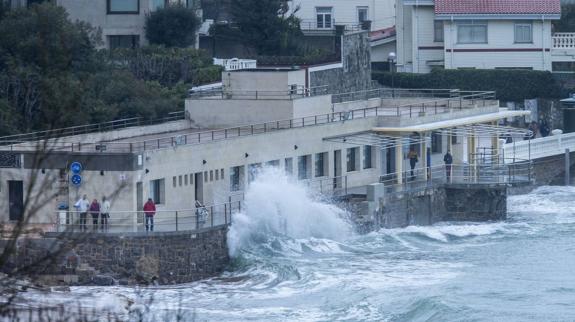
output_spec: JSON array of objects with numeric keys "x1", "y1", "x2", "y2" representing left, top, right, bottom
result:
[{"x1": 435, "y1": 0, "x2": 561, "y2": 15}]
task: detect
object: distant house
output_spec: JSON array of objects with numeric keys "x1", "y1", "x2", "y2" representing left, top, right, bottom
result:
[
  {"x1": 396, "y1": 0, "x2": 567, "y2": 73},
  {"x1": 8, "y1": 0, "x2": 203, "y2": 50}
]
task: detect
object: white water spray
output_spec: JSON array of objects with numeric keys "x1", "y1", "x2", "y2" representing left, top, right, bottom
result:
[{"x1": 227, "y1": 167, "x2": 352, "y2": 257}]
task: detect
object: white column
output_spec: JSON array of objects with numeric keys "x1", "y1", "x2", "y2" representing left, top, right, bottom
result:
[{"x1": 395, "y1": 139, "x2": 403, "y2": 184}]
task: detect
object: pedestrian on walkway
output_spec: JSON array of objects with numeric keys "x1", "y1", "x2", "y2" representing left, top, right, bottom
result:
[
  {"x1": 89, "y1": 199, "x2": 100, "y2": 231},
  {"x1": 408, "y1": 149, "x2": 419, "y2": 180},
  {"x1": 444, "y1": 150, "x2": 453, "y2": 182},
  {"x1": 101, "y1": 196, "x2": 111, "y2": 231},
  {"x1": 75, "y1": 195, "x2": 90, "y2": 232},
  {"x1": 143, "y1": 198, "x2": 156, "y2": 232}
]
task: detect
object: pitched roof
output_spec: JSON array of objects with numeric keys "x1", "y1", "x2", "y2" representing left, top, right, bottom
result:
[{"x1": 435, "y1": 0, "x2": 561, "y2": 15}]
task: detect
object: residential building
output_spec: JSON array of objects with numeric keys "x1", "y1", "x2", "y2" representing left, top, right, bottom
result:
[
  {"x1": 7, "y1": 0, "x2": 202, "y2": 50},
  {"x1": 396, "y1": 0, "x2": 563, "y2": 73}
]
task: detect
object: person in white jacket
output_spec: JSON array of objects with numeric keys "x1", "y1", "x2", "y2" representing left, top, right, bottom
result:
[
  {"x1": 101, "y1": 196, "x2": 111, "y2": 231},
  {"x1": 75, "y1": 195, "x2": 90, "y2": 232}
]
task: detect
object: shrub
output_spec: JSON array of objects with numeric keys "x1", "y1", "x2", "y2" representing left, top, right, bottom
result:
[
  {"x1": 145, "y1": 5, "x2": 200, "y2": 48},
  {"x1": 372, "y1": 69, "x2": 563, "y2": 102}
]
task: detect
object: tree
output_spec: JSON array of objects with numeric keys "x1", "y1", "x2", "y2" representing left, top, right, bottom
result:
[
  {"x1": 554, "y1": 4, "x2": 575, "y2": 32},
  {"x1": 211, "y1": 0, "x2": 302, "y2": 55},
  {"x1": 145, "y1": 4, "x2": 200, "y2": 48}
]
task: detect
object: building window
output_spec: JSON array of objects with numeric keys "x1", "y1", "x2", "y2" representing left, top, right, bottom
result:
[
  {"x1": 285, "y1": 158, "x2": 293, "y2": 175},
  {"x1": 204, "y1": 171, "x2": 208, "y2": 182},
  {"x1": 248, "y1": 163, "x2": 261, "y2": 182},
  {"x1": 298, "y1": 155, "x2": 311, "y2": 180},
  {"x1": 215, "y1": 170, "x2": 219, "y2": 181},
  {"x1": 266, "y1": 160, "x2": 280, "y2": 167},
  {"x1": 451, "y1": 132, "x2": 458, "y2": 145},
  {"x1": 150, "y1": 0, "x2": 167, "y2": 10},
  {"x1": 432, "y1": 132, "x2": 442, "y2": 153},
  {"x1": 346, "y1": 147, "x2": 359, "y2": 172},
  {"x1": 107, "y1": 0, "x2": 139, "y2": 14},
  {"x1": 357, "y1": 7, "x2": 368, "y2": 23},
  {"x1": 150, "y1": 178, "x2": 165, "y2": 204},
  {"x1": 172, "y1": 176, "x2": 176, "y2": 187},
  {"x1": 184, "y1": 174, "x2": 188, "y2": 185},
  {"x1": 108, "y1": 35, "x2": 139, "y2": 50},
  {"x1": 363, "y1": 146, "x2": 373, "y2": 169},
  {"x1": 178, "y1": 175, "x2": 182, "y2": 186},
  {"x1": 457, "y1": 20, "x2": 487, "y2": 44},
  {"x1": 315, "y1": 152, "x2": 327, "y2": 177},
  {"x1": 230, "y1": 166, "x2": 241, "y2": 191},
  {"x1": 190, "y1": 174, "x2": 194, "y2": 185},
  {"x1": 515, "y1": 22, "x2": 533, "y2": 43},
  {"x1": 210, "y1": 170, "x2": 214, "y2": 181},
  {"x1": 434, "y1": 21, "x2": 444, "y2": 42},
  {"x1": 316, "y1": 7, "x2": 332, "y2": 29}
]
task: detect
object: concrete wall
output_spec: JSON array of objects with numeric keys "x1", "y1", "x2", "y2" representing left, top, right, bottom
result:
[
  {"x1": 223, "y1": 69, "x2": 306, "y2": 94},
  {"x1": 7, "y1": 227, "x2": 229, "y2": 285}
]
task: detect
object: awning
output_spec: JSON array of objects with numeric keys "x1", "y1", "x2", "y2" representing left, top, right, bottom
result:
[
  {"x1": 323, "y1": 131, "x2": 425, "y2": 148},
  {"x1": 372, "y1": 110, "x2": 529, "y2": 133},
  {"x1": 438, "y1": 124, "x2": 531, "y2": 137}
]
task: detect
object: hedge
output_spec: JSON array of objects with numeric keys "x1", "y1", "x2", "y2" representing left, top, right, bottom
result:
[{"x1": 372, "y1": 69, "x2": 564, "y2": 102}]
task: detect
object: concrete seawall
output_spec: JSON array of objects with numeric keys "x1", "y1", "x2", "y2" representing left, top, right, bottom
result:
[{"x1": 6, "y1": 226, "x2": 229, "y2": 286}]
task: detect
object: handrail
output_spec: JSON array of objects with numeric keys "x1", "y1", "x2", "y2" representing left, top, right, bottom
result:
[
  {"x1": 0, "y1": 111, "x2": 185, "y2": 146},
  {"x1": 188, "y1": 85, "x2": 329, "y2": 100},
  {"x1": 503, "y1": 132, "x2": 575, "y2": 161},
  {"x1": 1, "y1": 91, "x2": 498, "y2": 153}
]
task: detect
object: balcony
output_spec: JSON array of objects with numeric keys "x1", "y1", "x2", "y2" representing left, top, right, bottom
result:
[
  {"x1": 552, "y1": 33, "x2": 575, "y2": 50},
  {"x1": 299, "y1": 19, "x2": 367, "y2": 36},
  {"x1": 551, "y1": 33, "x2": 575, "y2": 70}
]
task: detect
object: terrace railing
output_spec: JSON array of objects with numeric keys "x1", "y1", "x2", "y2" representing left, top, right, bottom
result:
[
  {"x1": 1, "y1": 91, "x2": 497, "y2": 154},
  {"x1": 553, "y1": 33, "x2": 575, "y2": 49},
  {"x1": 0, "y1": 111, "x2": 185, "y2": 146},
  {"x1": 503, "y1": 132, "x2": 575, "y2": 162},
  {"x1": 188, "y1": 85, "x2": 329, "y2": 100},
  {"x1": 52, "y1": 200, "x2": 241, "y2": 234}
]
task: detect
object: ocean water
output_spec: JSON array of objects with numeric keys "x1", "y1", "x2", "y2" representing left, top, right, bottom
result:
[{"x1": 18, "y1": 170, "x2": 575, "y2": 321}]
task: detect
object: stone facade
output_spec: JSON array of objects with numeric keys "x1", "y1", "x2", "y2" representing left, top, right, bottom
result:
[
  {"x1": 444, "y1": 184, "x2": 507, "y2": 222},
  {"x1": 5, "y1": 227, "x2": 229, "y2": 286},
  {"x1": 309, "y1": 31, "x2": 372, "y2": 94}
]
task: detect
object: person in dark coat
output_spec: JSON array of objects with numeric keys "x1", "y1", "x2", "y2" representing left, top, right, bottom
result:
[
  {"x1": 89, "y1": 199, "x2": 100, "y2": 231},
  {"x1": 408, "y1": 149, "x2": 419, "y2": 180},
  {"x1": 143, "y1": 198, "x2": 156, "y2": 232},
  {"x1": 444, "y1": 150, "x2": 453, "y2": 182}
]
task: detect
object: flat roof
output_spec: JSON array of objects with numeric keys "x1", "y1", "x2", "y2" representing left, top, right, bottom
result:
[{"x1": 372, "y1": 110, "x2": 530, "y2": 133}]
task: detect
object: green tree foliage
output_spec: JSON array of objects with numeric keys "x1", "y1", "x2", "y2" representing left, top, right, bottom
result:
[
  {"x1": 372, "y1": 69, "x2": 563, "y2": 102},
  {"x1": 553, "y1": 4, "x2": 575, "y2": 32},
  {"x1": 0, "y1": 3, "x2": 216, "y2": 136},
  {"x1": 145, "y1": 4, "x2": 200, "y2": 48},
  {"x1": 211, "y1": 0, "x2": 303, "y2": 55}
]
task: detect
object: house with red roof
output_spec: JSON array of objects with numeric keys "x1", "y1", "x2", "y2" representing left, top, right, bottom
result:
[{"x1": 396, "y1": 0, "x2": 566, "y2": 73}]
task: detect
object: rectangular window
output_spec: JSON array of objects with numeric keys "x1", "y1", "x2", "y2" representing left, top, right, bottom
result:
[
  {"x1": 451, "y1": 132, "x2": 458, "y2": 145},
  {"x1": 210, "y1": 170, "x2": 213, "y2": 181},
  {"x1": 184, "y1": 174, "x2": 188, "y2": 185},
  {"x1": 221, "y1": 169, "x2": 224, "y2": 178},
  {"x1": 434, "y1": 20, "x2": 444, "y2": 42},
  {"x1": 248, "y1": 163, "x2": 261, "y2": 182},
  {"x1": 190, "y1": 174, "x2": 194, "y2": 185},
  {"x1": 150, "y1": 178, "x2": 165, "y2": 204},
  {"x1": 363, "y1": 146, "x2": 373, "y2": 169},
  {"x1": 515, "y1": 22, "x2": 533, "y2": 43},
  {"x1": 107, "y1": 0, "x2": 139, "y2": 14},
  {"x1": 266, "y1": 160, "x2": 280, "y2": 167},
  {"x1": 172, "y1": 176, "x2": 176, "y2": 188},
  {"x1": 315, "y1": 152, "x2": 327, "y2": 177},
  {"x1": 298, "y1": 155, "x2": 311, "y2": 180},
  {"x1": 316, "y1": 7, "x2": 332, "y2": 29},
  {"x1": 285, "y1": 158, "x2": 293, "y2": 175},
  {"x1": 178, "y1": 175, "x2": 182, "y2": 187},
  {"x1": 108, "y1": 35, "x2": 139, "y2": 50},
  {"x1": 346, "y1": 147, "x2": 359, "y2": 172},
  {"x1": 432, "y1": 132, "x2": 443, "y2": 153},
  {"x1": 150, "y1": 0, "x2": 166, "y2": 10},
  {"x1": 457, "y1": 20, "x2": 487, "y2": 44},
  {"x1": 357, "y1": 7, "x2": 368, "y2": 23},
  {"x1": 230, "y1": 166, "x2": 241, "y2": 191},
  {"x1": 204, "y1": 171, "x2": 208, "y2": 182},
  {"x1": 215, "y1": 170, "x2": 219, "y2": 181}
]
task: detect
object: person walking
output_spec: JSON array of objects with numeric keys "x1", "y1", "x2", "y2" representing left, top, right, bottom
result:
[
  {"x1": 444, "y1": 150, "x2": 453, "y2": 182},
  {"x1": 143, "y1": 198, "x2": 156, "y2": 232},
  {"x1": 89, "y1": 199, "x2": 100, "y2": 231},
  {"x1": 101, "y1": 196, "x2": 111, "y2": 232},
  {"x1": 408, "y1": 149, "x2": 419, "y2": 180},
  {"x1": 75, "y1": 195, "x2": 90, "y2": 232}
]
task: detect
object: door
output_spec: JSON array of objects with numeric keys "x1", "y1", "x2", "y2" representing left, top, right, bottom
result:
[
  {"x1": 136, "y1": 182, "x2": 143, "y2": 223},
  {"x1": 333, "y1": 150, "x2": 342, "y2": 188},
  {"x1": 194, "y1": 172, "x2": 204, "y2": 204},
  {"x1": 386, "y1": 147, "x2": 396, "y2": 175},
  {"x1": 8, "y1": 181, "x2": 24, "y2": 221}
]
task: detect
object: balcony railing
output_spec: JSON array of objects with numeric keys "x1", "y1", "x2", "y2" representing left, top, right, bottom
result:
[
  {"x1": 188, "y1": 85, "x2": 329, "y2": 100},
  {"x1": 213, "y1": 58, "x2": 257, "y2": 71},
  {"x1": 553, "y1": 33, "x2": 575, "y2": 49},
  {"x1": 299, "y1": 19, "x2": 364, "y2": 32}
]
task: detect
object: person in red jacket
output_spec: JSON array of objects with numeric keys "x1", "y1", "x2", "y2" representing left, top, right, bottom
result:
[{"x1": 143, "y1": 198, "x2": 156, "y2": 232}]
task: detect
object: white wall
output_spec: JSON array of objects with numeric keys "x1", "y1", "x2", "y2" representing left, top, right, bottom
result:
[
  {"x1": 443, "y1": 20, "x2": 552, "y2": 71},
  {"x1": 223, "y1": 70, "x2": 306, "y2": 94},
  {"x1": 289, "y1": 0, "x2": 395, "y2": 31}
]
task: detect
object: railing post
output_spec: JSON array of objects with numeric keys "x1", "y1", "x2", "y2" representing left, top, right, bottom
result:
[{"x1": 175, "y1": 211, "x2": 178, "y2": 231}]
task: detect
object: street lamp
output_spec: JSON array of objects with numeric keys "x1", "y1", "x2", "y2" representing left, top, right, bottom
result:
[{"x1": 388, "y1": 52, "x2": 397, "y2": 98}]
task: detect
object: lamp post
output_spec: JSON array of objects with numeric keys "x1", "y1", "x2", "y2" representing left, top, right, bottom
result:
[{"x1": 388, "y1": 52, "x2": 397, "y2": 98}]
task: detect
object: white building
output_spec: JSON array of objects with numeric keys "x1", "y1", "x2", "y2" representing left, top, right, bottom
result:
[{"x1": 396, "y1": 0, "x2": 566, "y2": 73}]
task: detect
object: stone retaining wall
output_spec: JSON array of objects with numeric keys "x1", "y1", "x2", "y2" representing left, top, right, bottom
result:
[{"x1": 5, "y1": 226, "x2": 229, "y2": 286}]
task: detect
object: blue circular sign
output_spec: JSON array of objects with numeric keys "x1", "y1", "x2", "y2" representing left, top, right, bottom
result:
[
  {"x1": 71, "y1": 174, "x2": 82, "y2": 186},
  {"x1": 70, "y1": 162, "x2": 82, "y2": 174}
]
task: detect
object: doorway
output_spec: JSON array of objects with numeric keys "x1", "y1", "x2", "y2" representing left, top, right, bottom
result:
[
  {"x1": 194, "y1": 172, "x2": 204, "y2": 203},
  {"x1": 333, "y1": 150, "x2": 342, "y2": 188},
  {"x1": 8, "y1": 181, "x2": 24, "y2": 221}
]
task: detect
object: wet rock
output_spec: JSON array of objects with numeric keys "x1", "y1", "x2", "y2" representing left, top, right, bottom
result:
[{"x1": 92, "y1": 275, "x2": 115, "y2": 286}]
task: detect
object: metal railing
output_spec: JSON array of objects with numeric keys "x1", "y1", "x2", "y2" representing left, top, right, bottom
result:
[
  {"x1": 0, "y1": 111, "x2": 185, "y2": 146},
  {"x1": 213, "y1": 58, "x2": 257, "y2": 71},
  {"x1": 553, "y1": 33, "x2": 575, "y2": 49},
  {"x1": 332, "y1": 88, "x2": 494, "y2": 104},
  {"x1": 1, "y1": 91, "x2": 497, "y2": 154},
  {"x1": 299, "y1": 19, "x2": 363, "y2": 32},
  {"x1": 188, "y1": 85, "x2": 329, "y2": 100},
  {"x1": 379, "y1": 161, "x2": 533, "y2": 195},
  {"x1": 503, "y1": 132, "x2": 575, "y2": 162},
  {"x1": 52, "y1": 201, "x2": 241, "y2": 233}
]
